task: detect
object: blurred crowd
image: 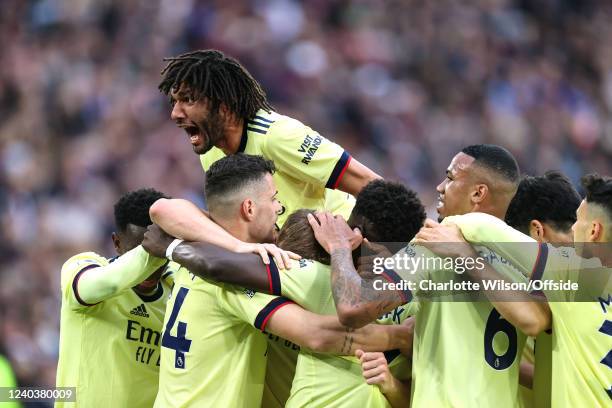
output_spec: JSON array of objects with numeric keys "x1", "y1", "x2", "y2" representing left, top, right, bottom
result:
[{"x1": 0, "y1": 0, "x2": 611, "y2": 393}]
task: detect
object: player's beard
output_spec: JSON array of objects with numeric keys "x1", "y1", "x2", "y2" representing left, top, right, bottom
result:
[{"x1": 194, "y1": 110, "x2": 226, "y2": 155}]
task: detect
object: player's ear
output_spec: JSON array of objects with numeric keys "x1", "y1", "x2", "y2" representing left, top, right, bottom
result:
[
  {"x1": 240, "y1": 199, "x2": 256, "y2": 221},
  {"x1": 111, "y1": 232, "x2": 121, "y2": 252},
  {"x1": 529, "y1": 220, "x2": 544, "y2": 242},
  {"x1": 588, "y1": 220, "x2": 603, "y2": 242},
  {"x1": 471, "y1": 183, "x2": 488, "y2": 204},
  {"x1": 218, "y1": 103, "x2": 237, "y2": 124}
]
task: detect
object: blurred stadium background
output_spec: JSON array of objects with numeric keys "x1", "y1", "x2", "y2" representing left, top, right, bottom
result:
[{"x1": 0, "y1": 0, "x2": 611, "y2": 395}]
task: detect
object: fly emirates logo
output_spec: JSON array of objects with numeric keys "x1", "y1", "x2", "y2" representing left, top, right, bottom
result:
[{"x1": 125, "y1": 320, "x2": 161, "y2": 366}]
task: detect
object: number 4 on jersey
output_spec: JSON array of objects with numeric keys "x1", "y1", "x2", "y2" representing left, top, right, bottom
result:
[{"x1": 162, "y1": 287, "x2": 192, "y2": 369}]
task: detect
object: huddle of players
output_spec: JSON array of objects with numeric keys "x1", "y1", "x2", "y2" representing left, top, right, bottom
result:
[{"x1": 54, "y1": 49, "x2": 612, "y2": 407}]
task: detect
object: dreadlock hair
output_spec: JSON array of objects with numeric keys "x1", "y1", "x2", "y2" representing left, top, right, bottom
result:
[
  {"x1": 505, "y1": 171, "x2": 581, "y2": 234},
  {"x1": 114, "y1": 188, "x2": 170, "y2": 232},
  {"x1": 582, "y1": 173, "x2": 612, "y2": 220},
  {"x1": 159, "y1": 49, "x2": 273, "y2": 119}
]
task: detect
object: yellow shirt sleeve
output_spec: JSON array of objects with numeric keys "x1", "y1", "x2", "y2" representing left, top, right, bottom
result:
[
  {"x1": 62, "y1": 247, "x2": 167, "y2": 310},
  {"x1": 217, "y1": 286, "x2": 294, "y2": 332}
]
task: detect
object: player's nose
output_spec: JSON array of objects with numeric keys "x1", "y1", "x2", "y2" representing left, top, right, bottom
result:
[{"x1": 171, "y1": 102, "x2": 186, "y2": 121}]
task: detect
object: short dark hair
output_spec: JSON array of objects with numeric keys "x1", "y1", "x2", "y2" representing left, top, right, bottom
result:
[
  {"x1": 205, "y1": 154, "x2": 275, "y2": 203},
  {"x1": 159, "y1": 49, "x2": 273, "y2": 119},
  {"x1": 505, "y1": 171, "x2": 581, "y2": 234},
  {"x1": 278, "y1": 209, "x2": 330, "y2": 265},
  {"x1": 462, "y1": 144, "x2": 520, "y2": 183},
  {"x1": 114, "y1": 188, "x2": 169, "y2": 232},
  {"x1": 582, "y1": 173, "x2": 612, "y2": 219},
  {"x1": 353, "y1": 180, "x2": 426, "y2": 243}
]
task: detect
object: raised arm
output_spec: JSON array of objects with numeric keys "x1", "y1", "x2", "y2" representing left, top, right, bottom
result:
[
  {"x1": 336, "y1": 158, "x2": 382, "y2": 196},
  {"x1": 308, "y1": 213, "x2": 406, "y2": 328},
  {"x1": 150, "y1": 198, "x2": 242, "y2": 247},
  {"x1": 414, "y1": 221, "x2": 552, "y2": 336},
  {"x1": 149, "y1": 198, "x2": 297, "y2": 268},
  {"x1": 142, "y1": 224, "x2": 277, "y2": 293},
  {"x1": 265, "y1": 304, "x2": 414, "y2": 354},
  {"x1": 76, "y1": 246, "x2": 167, "y2": 305}
]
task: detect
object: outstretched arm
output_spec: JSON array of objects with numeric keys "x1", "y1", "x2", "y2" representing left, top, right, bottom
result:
[
  {"x1": 414, "y1": 221, "x2": 552, "y2": 336},
  {"x1": 266, "y1": 304, "x2": 414, "y2": 355},
  {"x1": 142, "y1": 224, "x2": 279, "y2": 293},
  {"x1": 76, "y1": 246, "x2": 167, "y2": 306},
  {"x1": 336, "y1": 158, "x2": 382, "y2": 196},
  {"x1": 149, "y1": 198, "x2": 297, "y2": 268},
  {"x1": 308, "y1": 213, "x2": 406, "y2": 328}
]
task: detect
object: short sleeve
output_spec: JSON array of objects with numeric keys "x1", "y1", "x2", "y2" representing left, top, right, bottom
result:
[
  {"x1": 217, "y1": 286, "x2": 294, "y2": 331},
  {"x1": 262, "y1": 118, "x2": 351, "y2": 189},
  {"x1": 267, "y1": 259, "x2": 334, "y2": 313},
  {"x1": 324, "y1": 189, "x2": 356, "y2": 220}
]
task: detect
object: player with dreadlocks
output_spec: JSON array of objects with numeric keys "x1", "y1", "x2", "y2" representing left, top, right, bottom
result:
[{"x1": 151, "y1": 49, "x2": 381, "y2": 407}]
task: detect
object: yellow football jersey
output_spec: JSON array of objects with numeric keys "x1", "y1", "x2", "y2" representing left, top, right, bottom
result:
[
  {"x1": 154, "y1": 267, "x2": 293, "y2": 408},
  {"x1": 200, "y1": 109, "x2": 352, "y2": 226},
  {"x1": 267, "y1": 259, "x2": 415, "y2": 407},
  {"x1": 55, "y1": 250, "x2": 173, "y2": 408},
  {"x1": 532, "y1": 331, "x2": 552, "y2": 408},
  {"x1": 389, "y1": 231, "x2": 528, "y2": 407},
  {"x1": 453, "y1": 212, "x2": 612, "y2": 407}
]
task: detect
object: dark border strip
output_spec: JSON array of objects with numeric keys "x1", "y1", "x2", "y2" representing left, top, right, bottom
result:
[
  {"x1": 380, "y1": 268, "x2": 412, "y2": 304},
  {"x1": 254, "y1": 297, "x2": 294, "y2": 330},
  {"x1": 325, "y1": 151, "x2": 352, "y2": 189},
  {"x1": 72, "y1": 264, "x2": 102, "y2": 306}
]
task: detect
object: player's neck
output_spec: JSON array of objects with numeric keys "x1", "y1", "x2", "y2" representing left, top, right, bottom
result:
[
  {"x1": 222, "y1": 118, "x2": 245, "y2": 155},
  {"x1": 471, "y1": 204, "x2": 506, "y2": 220},
  {"x1": 214, "y1": 217, "x2": 251, "y2": 243}
]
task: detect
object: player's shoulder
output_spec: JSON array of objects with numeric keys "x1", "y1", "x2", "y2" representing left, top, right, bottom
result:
[
  {"x1": 443, "y1": 212, "x2": 501, "y2": 226},
  {"x1": 200, "y1": 147, "x2": 226, "y2": 171},
  {"x1": 60, "y1": 251, "x2": 108, "y2": 290},
  {"x1": 283, "y1": 258, "x2": 328, "y2": 273},
  {"x1": 62, "y1": 252, "x2": 108, "y2": 273},
  {"x1": 250, "y1": 110, "x2": 311, "y2": 138}
]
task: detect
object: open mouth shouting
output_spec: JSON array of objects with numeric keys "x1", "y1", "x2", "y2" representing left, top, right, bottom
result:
[{"x1": 182, "y1": 124, "x2": 205, "y2": 147}]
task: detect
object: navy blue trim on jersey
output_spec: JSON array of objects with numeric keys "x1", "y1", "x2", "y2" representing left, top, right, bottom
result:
[
  {"x1": 247, "y1": 127, "x2": 267, "y2": 135},
  {"x1": 381, "y1": 268, "x2": 413, "y2": 304},
  {"x1": 266, "y1": 260, "x2": 282, "y2": 296},
  {"x1": 254, "y1": 115, "x2": 274, "y2": 123},
  {"x1": 254, "y1": 297, "x2": 294, "y2": 331},
  {"x1": 133, "y1": 282, "x2": 164, "y2": 302},
  {"x1": 384, "y1": 349, "x2": 401, "y2": 364},
  {"x1": 72, "y1": 264, "x2": 102, "y2": 306},
  {"x1": 248, "y1": 120, "x2": 271, "y2": 128},
  {"x1": 237, "y1": 124, "x2": 248, "y2": 153},
  {"x1": 325, "y1": 151, "x2": 352, "y2": 189},
  {"x1": 529, "y1": 243, "x2": 549, "y2": 296}
]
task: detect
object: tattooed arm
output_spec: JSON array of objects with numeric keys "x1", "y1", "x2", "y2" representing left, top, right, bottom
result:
[
  {"x1": 308, "y1": 213, "x2": 406, "y2": 328},
  {"x1": 330, "y1": 246, "x2": 405, "y2": 328},
  {"x1": 266, "y1": 303, "x2": 413, "y2": 354}
]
